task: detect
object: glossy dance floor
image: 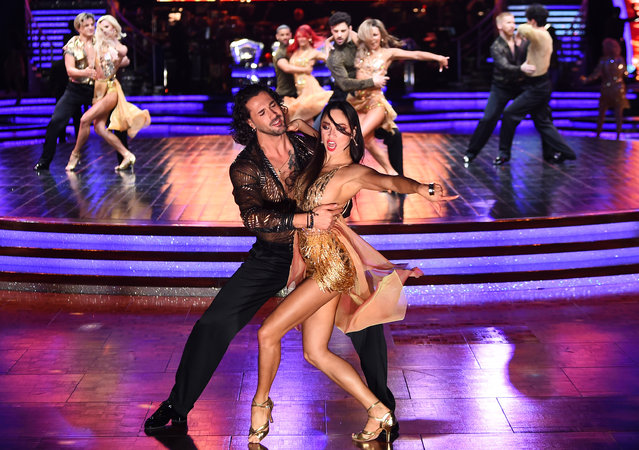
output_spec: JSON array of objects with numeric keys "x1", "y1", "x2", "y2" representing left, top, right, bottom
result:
[
  {"x1": 1, "y1": 291, "x2": 639, "y2": 449},
  {"x1": 1, "y1": 132, "x2": 639, "y2": 224}
]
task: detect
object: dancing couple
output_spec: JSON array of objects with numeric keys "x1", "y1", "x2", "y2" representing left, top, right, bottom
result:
[
  {"x1": 34, "y1": 12, "x2": 149, "y2": 172},
  {"x1": 277, "y1": 16, "x2": 449, "y2": 176},
  {"x1": 144, "y1": 84, "x2": 456, "y2": 444}
]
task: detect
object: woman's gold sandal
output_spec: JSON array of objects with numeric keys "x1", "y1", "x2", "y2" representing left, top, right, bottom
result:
[
  {"x1": 248, "y1": 397, "x2": 274, "y2": 443},
  {"x1": 352, "y1": 401, "x2": 396, "y2": 443}
]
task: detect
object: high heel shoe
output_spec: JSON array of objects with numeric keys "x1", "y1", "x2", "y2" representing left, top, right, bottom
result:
[
  {"x1": 248, "y1": 397, "x2": 274, "y2": 443},
  {"x1": 352, "y1": 401, "x2": 395, "y2": 444},
  {"x1": 115, "y1": 153, "x2": 136, "y2": 171},
  {"x1": 65, "y1": 151, "x2": 80, "y2": 171}
]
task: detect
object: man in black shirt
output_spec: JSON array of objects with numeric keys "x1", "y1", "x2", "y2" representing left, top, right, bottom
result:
[
  {"x1": 145, "y1": 85, "x2": 399, "y2": 438},
  {"x1": 463, "y1": 11, "x2": 534, "y2": 164}
]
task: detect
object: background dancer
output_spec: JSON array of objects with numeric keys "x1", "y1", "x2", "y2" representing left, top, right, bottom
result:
[
  {"x1": 349, "y1": 18, "x2": 448, "y2": 175},
  {"x1": 282, "y1": 24, "x2": 332, "y2": 122},
  {"x1": 65, "y1": 15, "x2": 149, "y2": 172},
  {"x1": 463, "y1": 12, "x2": 533, "y2": 164},
  {"x1": 272, "y1": 24, "x2": 310, "y2": 99},
  {"x1": 495, "y1": 3, "x2": 576, "y2": 165}
]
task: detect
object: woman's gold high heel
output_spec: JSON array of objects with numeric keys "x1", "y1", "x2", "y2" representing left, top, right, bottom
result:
[
  {"x1": 65, "y1": 151, "x2": 80, "y2": 171},
  {"x1": 115, "y1": 153, "x2": 136, "y2": 171},
  {"x1": 352, "y1": 401, "x2": 395, "y2": 443},
  {"x1": 248, "y1": 397, "x2": 274, "y2": 443}
]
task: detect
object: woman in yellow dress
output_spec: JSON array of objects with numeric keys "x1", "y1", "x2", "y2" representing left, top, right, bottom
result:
[
  {"x1": 248, "y1": 101, "x2": 457, "y2": 445},
  {"x1": 349, "y1": 19, "x2": 449, "y2": 174},
  {"x1": 65, "y1": 15, "x2": 150, "y2": 172},
  {"x1": 283, "y1": 24, "x2": 333, "y2": 122}
]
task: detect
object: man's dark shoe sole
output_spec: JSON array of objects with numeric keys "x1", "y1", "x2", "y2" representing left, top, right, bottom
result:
[{"x1": 493, "y1": 155, "x2": 510, "y2": 165}]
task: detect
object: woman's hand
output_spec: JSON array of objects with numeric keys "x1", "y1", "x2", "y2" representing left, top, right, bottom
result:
[
  {"x1": 84, "y1": 67, "x2": 97, "y2": 79},
  {"x1": 287, "y1": 119, "x2": 303, "y2": 133},
  {"x1": 417, "y1": 182, "x2": 458, "y2": 213},
  {"x1": 438, "y1": 55, "x2": 450, "y2": 71},
  {"x1": 287, "y1": 119, "x2": 319, "y2": 138},
  {"x1": 312, "y1": 203, "x2": 342, "y2": 230}
]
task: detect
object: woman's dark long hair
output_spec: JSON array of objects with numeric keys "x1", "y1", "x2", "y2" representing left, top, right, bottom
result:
[
  {"x1": 230, "y1": 84, "x2": 286, "y2": 146},
  {"x1": 295, "y1": 101, "x2": 364, "y2": 202}
]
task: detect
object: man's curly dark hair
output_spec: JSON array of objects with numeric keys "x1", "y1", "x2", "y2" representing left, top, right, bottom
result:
[
  {"x1": 230, "y1": 84, "x2": 286, "y2": 146},
  {"x1": 329, "y1": 11, "x2": 351, "y2": 28},
  {"x1": 525, "y1": 3, "x2": 548, "y2": 27}
]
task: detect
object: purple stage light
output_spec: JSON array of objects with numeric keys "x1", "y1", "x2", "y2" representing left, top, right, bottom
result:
[
  {"x1": 403, "y1": 274, "x2": 639, "y2": 305},
  {"x1": 3, "y1": 222, "x2": 636, "y2": 252},
  {"x1": 31, "y1": 9, "x2": 105, "y2": 15}
]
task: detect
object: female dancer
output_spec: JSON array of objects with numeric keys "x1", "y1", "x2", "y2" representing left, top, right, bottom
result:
[
  {"x1": 581, "y1": 38, "x2": 630, "y2": 139},
  {"x1": 248, "y1": 101, "x2": 457, "y2": 444},
  {"x1": 283, "y1": 24, "x2": 333, "y2": 122},
  {"x1": 65, "y1": 15, "x2": 150, "y2": 171},
  {"x1": 350, "y1": 18, "x2": 449, "y2": 174}
]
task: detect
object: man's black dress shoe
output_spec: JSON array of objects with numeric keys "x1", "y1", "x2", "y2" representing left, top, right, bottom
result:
[
  {"x1": 144, "y1": 400, "x2": 187, "y2": 433},
  {"x1": 463, "y1": 152, "x2": 476, "y2": 164},
  {"x1": 33, "y1": 162, "x2": 50, "y2": 171},
  {"x1": 493, "y1": 154, "x2": 510, "y2": 166},
  {"x1": 546, "y1": 151, "x2": 566, "y2": 163}
]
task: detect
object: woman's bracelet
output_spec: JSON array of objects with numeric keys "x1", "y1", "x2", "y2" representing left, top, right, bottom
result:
[
  {"x1": 307, "y1": 211, "x2": 314, "y2": 229},
  {"x1": 428, "y1": 183, "x2": 435, "y2": 196}
]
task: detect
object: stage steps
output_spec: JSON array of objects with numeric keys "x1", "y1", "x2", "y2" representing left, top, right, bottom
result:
[{"x1": 1, "y1": 213, "x2": 638, "y2": 304}]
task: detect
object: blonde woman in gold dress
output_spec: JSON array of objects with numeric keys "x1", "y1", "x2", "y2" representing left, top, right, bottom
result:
[
  {"x1": 65, "y1": 15, "x2": 150, "y2": 172},
  {"x1": 349, "y1": 18, "x2": 449, "y2": 174},
  {"x1": 248, "y1": 101, "x2": 457, "y2": 444},
  {"x1": 283, "y1": 24, "x2": 333, "y2": 122}
]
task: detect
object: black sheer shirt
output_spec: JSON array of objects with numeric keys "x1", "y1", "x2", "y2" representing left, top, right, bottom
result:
[{"x1": 229, "y1": 132, "x2": 315, "y2": 244}]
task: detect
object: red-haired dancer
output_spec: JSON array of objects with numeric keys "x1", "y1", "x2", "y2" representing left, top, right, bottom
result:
[{"x1": 283, "y1": 24, "x2": 333, "y2": 121}]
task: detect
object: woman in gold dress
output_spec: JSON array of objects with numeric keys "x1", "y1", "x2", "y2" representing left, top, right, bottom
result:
[
  {"x1": 248, "y1": 101, "x2": 457, "y2": 444},
  {"x1": 283, "y1": 24, "x2": 333, "y2": 122},
  {"x1": 349, "y1": 19, "x2": 449, "y2": 174},
  {"x1": 581, "y1": 38, "x2": 630, "y2": 139},
  {"x1": 65, "y1": 15, "x2": 150, "y2": 172}
]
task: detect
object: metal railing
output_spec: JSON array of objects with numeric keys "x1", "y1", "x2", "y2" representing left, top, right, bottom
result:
[{"x1": 452, "y1": 9, "x2": 496, "y2": 81}]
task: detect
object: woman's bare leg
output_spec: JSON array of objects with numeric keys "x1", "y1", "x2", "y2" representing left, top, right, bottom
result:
[
  {"x1": 250, "y1": 279, "x2": 337, "y2": 442},
  {"x1": 301, "y1": 295, "x2": 390, "y2": 433},
  {"x1": 357, "y1": 106, "x2": 397, "y2": 175},
  {"x1": 91, "y1": 91, "x2": 132, "y2": 158},
  {"x1": 358, "y1": 106, "x2": 386, "y2": 139},
  {"x1": 69, "y1": 95, "x2": 116, "y2": 157},
  {"x1": 366, "y1": 136, "x2": 397, "y2": 175}
]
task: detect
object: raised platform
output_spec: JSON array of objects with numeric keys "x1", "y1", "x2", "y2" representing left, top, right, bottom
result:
[
  {"x1": 2, "y1": 91, "x2": 639, "y2": 149},
  {"x1": 1, "y1": 132, "x2": 638, "y2": 303}
]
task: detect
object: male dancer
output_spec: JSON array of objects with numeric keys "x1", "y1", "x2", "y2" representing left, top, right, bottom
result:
[
  {"x1": 325, "y1": 12, "x2": 404, "y2": 176},
  {"x1": 145, "y1": 85, "x2": 398, "y2": 441},
  {"x1": 463, "y1": 12, "x2": 534, "y2": 164},
  {"x1": 495, "y1": 3, "x2": 576, "y2": 165},
  {"x1": 272, "y1": 24, "x2": 311, "y2": 98},
  {"x1": 34, "y1": 12, "x2": 128, "y2": 171}
]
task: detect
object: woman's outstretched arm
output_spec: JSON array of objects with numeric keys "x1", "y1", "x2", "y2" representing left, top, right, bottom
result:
[
  {"x1": 339, "y1": 164, "x2": 458, "y2": 203},
  {"x1": 388, "y1": 48, "x2": 449, "y2": 71}
]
